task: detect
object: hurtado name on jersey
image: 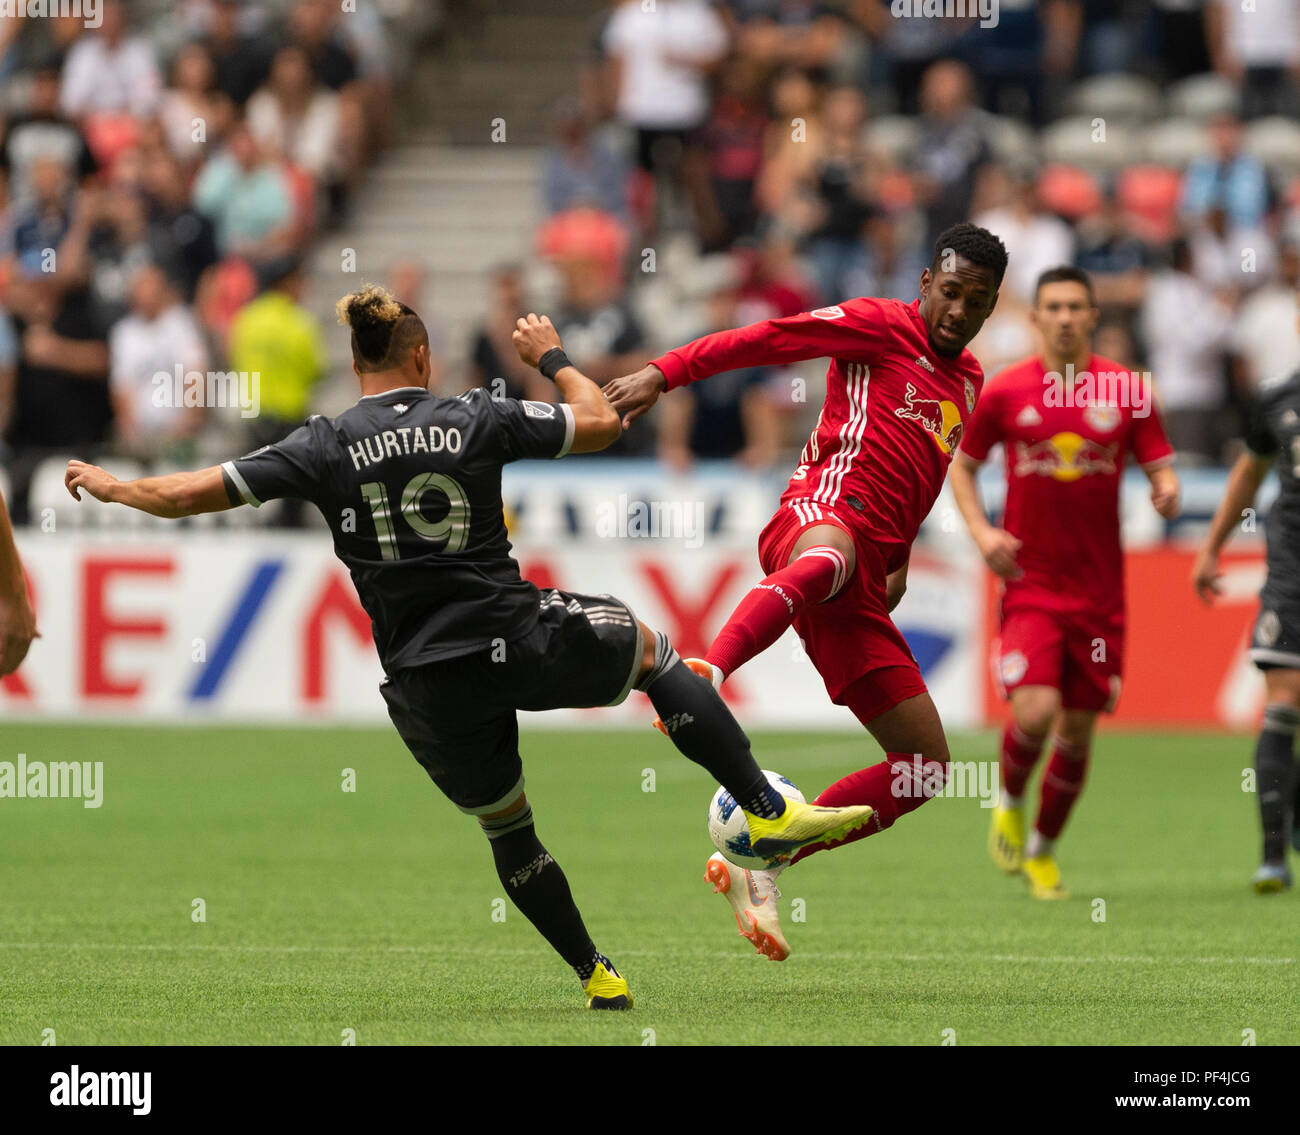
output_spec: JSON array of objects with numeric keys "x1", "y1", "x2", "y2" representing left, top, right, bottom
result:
[{"x1": 347, "y1": 424, "x2": 464, "y2": 471}]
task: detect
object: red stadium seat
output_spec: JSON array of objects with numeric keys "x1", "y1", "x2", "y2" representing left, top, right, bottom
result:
[
  {"x1": 1117, "y1": 165, "x2": 1184, "y2": 243},
  {"x1": 1036, "y1": 164, "x2": 1102, "y2": 221}
]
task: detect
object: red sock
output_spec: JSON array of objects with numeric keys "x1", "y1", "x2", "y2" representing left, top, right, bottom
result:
[
  {"x1": 790, "y1": 754, "x2": 948, "y2": 864},
  {"x1": 1034, "y1": 738, "x2": 1089, "y2": 840},
  {"x1": 1001, "y1": 721, "x2": 1046, "y2": 800},
  {"x1": 705, "y1": 546, "x2": 846, "y2": 679}
]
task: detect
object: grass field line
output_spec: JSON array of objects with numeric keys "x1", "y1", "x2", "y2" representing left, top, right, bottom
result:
[{"x1": 0, "y1": 942, "x2": 1292, "y2": 966}]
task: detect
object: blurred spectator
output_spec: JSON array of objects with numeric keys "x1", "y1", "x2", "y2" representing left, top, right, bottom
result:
[
  {"x1": 58, "y1": 0, "x2": 163, "y2": 120},
  {"x1": 1181, "y1": 112, "x2": 1270, "y2": 231},
  {"x1": 657, "y1": 282, "x2": 784, "y2": 471},
  {"x1": 1187, "y1": 203, "x2": 1274, "y2": 293},
  {"x1": 683, "y1": 55, "x2": 768, "y2": 251},
  {"x1": 1073, "y1": 193, "x2": 1150, "y2": 312},
  {"x1": 726, "y1": 0, "x2": 852, "y2": 81},
  {"x1": 1, "y1": 153, "x2": 75, "y2": 276},
  {"x1": 600, "y1": 0, "x2": 729, "y2": 230},
  {"x1": 1077, "y1": 0, "x2": 1144, "y2": 75},
  {"x1": 967, "y1": 285, "x2": 1036, "y2": 378},
  {"x1": 974, "y1": 162, "x2": 1075, "y2": 306},
  {"x1": 60, "y1": 184, "x2": 153, "y2": 326},
  {"x1": 910, "y1": 60, "x2": 994, "y2": 250},
  {"x1": 109, "y1": 262, "x2": 208, "y2": 460},
  {"x1": 1093, "y1": 315, "x2": 1142, "y2": 370},
  {"x1": 247, "y1": 45, "x2": 345, "y2": 186},
  {"x1": 0, "y1": 309, "x2": 16, "y2": 437},
  {"x1": 964, "y1": 0, "x2": 1047, "y2": 123},
  {"x1": 288, "y1": 0, "x2": 359, "y2": 92},
  {"x1": 859, "y1": 0, "x2": 970, "y2": 114},
  {"x1": 196, "y1": 0, "x2": 276, "y2": 107},
  {"x1": 543, "y1": 96, "x2": 628, "y2": 220},
  {"x1": 1207, "y1": 0, "x2": 1300, "y2": 119},
  {"x1": 159, "y1": 42, "x2": 234, "y2": 171},
  {"x1": 755, "y1": 67, "x2": 823, "y2": 229},
  {"x1": 3, "y1": 275, "x2": 111, "y2": 523},
  {"x1": 802, "y1": 84, "x2": 879, "y2": 303},
  {"x1": 0, "y1": 58, "x2": 97, "y2": 205},
  {"x1": 1154, "y1": 0, "x2": 1212, "y2": 81},
  {"x1": 1231, "y1": 241, "x2": 1300, "y2": 394},
  {"x1": 465, "y1": 264, "x2": 552, "y2": 402},
  {"x1": 141, "y1": 151, "x2": 220, "y2": 303},
  {"x1": 1140, "y1": 237, "x2": 1234, "y2": 463},
  {"x1": 536, "y1": 204, "x2": 627, "y2": 289},
  {"x1": 191, "y1": 121, "x2": 295, "y2": 256},
  {"x1": 737, "y1": 228, "x2": 821, "y2": 316}
]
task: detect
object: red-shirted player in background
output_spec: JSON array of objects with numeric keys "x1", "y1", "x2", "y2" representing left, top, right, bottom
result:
[
  {"x1": 606, "y1": 223, "x2": 1006, "y2": 959},
  {"x1": 950, "y1": 266, "x2": 1180, "y2": 899}
]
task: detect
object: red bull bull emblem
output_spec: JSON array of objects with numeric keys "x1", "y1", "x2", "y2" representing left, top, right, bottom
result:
[
  {"x1": 895, "y1": 382, "x2": 964, "y2": 453},
  {"x1": 1013, "y1": 432, "x2": 1117, "y2": 481}
]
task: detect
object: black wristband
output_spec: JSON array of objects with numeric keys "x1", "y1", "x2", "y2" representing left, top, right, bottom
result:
[{"x1": 537, "y1": 347, "x2": 572, "y2": 382}]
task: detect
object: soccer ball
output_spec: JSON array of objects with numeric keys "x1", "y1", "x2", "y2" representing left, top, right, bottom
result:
[{"x1": 707, "y1": 770, "x2": 805, "y2": 869}]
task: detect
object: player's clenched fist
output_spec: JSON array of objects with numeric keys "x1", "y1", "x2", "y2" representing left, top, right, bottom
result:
[
  {"x1": 1191, "y1": 550, "x2": 1222, "y2": 605},
  {"x1": 65, "y1": 460, "x2": 118, "y2": 504},
  {"x1": 975, "y1": 526, "x2": 1024, "y2": 580},
  {"x1": 511, "y1": 313, "x2": 562, "y2": 368}
]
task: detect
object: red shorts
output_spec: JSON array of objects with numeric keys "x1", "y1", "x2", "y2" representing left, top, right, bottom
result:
[
  {"x1": 994, "y1": 603, "x2": 1124, "y2": 713},
  {"x1": 758, "y1": 500, "x2": 926, "y2": 718}
]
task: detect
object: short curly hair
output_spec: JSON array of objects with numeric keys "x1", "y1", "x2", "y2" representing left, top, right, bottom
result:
[{"x1": 931, "y1": 223, "x2": 1007, "y2": 287}]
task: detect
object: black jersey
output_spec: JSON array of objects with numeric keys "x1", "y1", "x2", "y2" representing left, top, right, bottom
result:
[
  {"x1": 1245, "y1": 368, "x2": 1300, "y2": 603},
  {"x1": 223, "y1": 386, "x2": 575, "y2": 670}
]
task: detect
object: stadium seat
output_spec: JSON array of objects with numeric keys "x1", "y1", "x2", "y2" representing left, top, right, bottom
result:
[
  {"x1": 1039, "y1": 116, "x2": 1135, "y2": 172},
  {"x1": 1141, "y1": 117, "x2": 1210, "y2": 170},
  {"x1": 1117, "y1": 165, "x2": 1184, "y2": 243},
  {"x1": 984, "y1": 114, "x2": 1038, "y2": 166},
  {"x1": 1066, "y1": 74, "x2": 1163, "y2": 123},
  {"x1": 1166, "y1": 73, "x2": 1240, "y2": 120},
  {"x1": 864, "y1": 115, "x2": 919, "y2": 163},
  {"x1": 1036, "y1": 164, "x2": 1103, "y2": 220},
  {"x1": 1244, "y1": 117, "x2": 1300, "y2": 178}
]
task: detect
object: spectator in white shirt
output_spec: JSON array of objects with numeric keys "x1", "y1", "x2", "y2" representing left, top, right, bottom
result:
[
  {"x1": 974, "y1": 163, "x2": 1076, "y2": 306},
  {"x1": 59, "y1": 0, "x2": 163, "y2": 119},
  {"x1": 109, "y1": 262, "x2": 208, "y2": 459},
  {"x1": 1232, "y1": 242, "x2": 1300, "y2": 395},
  {"x1": 246, "y1": 44, "x2": 344, "y2": 185},
  {"x1": 1140, "y1": 237, "x2": 1235, "y2": 463}
]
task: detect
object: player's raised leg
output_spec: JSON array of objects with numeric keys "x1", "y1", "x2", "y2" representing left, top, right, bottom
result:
[
  {"x1": 990, "y1": 685, "x2": 1059, "y2": 873},
  {"x1": 633, "y1": 619, "x2": 874, "y2": 857},
  {"x1": 1253, "y1": 668, "x2": 1299, "y2": 892}
]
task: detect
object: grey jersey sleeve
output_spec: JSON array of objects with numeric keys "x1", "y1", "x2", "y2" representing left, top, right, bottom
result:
[
  {"x1": 223, "y1": 422, "x2": 322, "y2": 506},
  {"x1": 473, "y1": 389, "x2": 575, "y2": 461}
]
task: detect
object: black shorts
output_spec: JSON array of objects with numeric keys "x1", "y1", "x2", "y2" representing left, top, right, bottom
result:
[
  {"x1": 1250, "y1": 591, "x2": 1300, "y2": 671},
  {"x1": 379, "y1": 589, "x2": 643, "y2": 814}
]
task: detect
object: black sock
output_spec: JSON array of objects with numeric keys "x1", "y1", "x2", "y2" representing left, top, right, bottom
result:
[
  {"x1": 636, "y1": 633, "x2": 785, "y2": 819},
  {"x1": 481, "y1": 806, "x2": 605, "y2": 980},
  {"x1": 1256, "y1": 704, "x2": 1298, "y2": 863}
]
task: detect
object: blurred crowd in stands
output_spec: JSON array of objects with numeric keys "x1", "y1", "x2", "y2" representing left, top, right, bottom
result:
[
  {"x1": 506, "y1": 0, "x2": 1300, "y2": 474},
  {"x1": 4, "y1": 0, "x2": 1300, "y2": 529},
  {"x1": 0, "y1": 0, "x2": 411, "y2": 523}
]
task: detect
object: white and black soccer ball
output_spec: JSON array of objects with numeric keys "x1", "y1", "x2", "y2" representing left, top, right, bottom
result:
[{"x1": 707, "y1": 770, "x2": 805, "y2": 869}]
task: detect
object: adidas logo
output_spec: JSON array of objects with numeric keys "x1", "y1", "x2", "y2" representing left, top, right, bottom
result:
[
  {"x1": 1016, "y1": 405, "x2": 1042, "y2": 427},
  {"x1": 915, "y1": 356, "x2": 935, "y2": 373}
]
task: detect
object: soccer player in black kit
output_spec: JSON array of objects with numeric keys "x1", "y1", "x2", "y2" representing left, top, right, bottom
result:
[
  {"x1": 1195, "y1": 335, "x2": 1300, "y2": 894},
  {"x1": 65, "y1": 285, "x2": 872, "y2": 1008}
]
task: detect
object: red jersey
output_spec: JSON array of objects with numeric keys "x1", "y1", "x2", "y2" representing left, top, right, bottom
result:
[
  {"x1": 650, "y1": 298, "x2": 985, "y2": 574},
  {"x1": 958, "y1": 353, "x2": 1175, "y2": 617}
]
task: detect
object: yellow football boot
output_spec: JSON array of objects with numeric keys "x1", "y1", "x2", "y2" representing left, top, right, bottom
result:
[
  {"x1": 584, "y1": 961, "x2": 633, "y2": 1010},
  {"x1": 745, "y1": 799, "x2": 874, "y2": 863},
  {"x1": 988, "y1": 804, "x2": 1025, "y2": 873},
  {"x1": 1022, "y1": 853, "x2": 1068, "y2": 900}
]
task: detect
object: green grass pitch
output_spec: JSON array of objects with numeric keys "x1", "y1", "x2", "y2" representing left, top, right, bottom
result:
[{"x1": 0, "y1": 723, "x2": 1294, "y2": 1046}]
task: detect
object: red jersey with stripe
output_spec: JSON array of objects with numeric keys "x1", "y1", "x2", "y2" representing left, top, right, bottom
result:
[
  {"x1": 650, "y1": 298, "x2": 985, "y2": 574},
  {"x1": 958, "y1": 353, "x2": 1175, "y2": 618}
]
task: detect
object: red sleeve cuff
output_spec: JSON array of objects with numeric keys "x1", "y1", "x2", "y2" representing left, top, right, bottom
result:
[{"x1": 649, "y1": 351, "x2": 690, "y2": 391}]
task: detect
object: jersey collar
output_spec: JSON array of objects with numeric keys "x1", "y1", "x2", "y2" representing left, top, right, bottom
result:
[{"x1": 357, "y1": 386, "x2": 429, "y2": 401}]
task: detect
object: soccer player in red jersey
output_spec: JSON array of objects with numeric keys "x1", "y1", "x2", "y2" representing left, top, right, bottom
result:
[
  {"x1": 949, "y1": 266, "x2": 1180, "y2": 898},
  {"x1": 606, "y1": 223, "x2": 1006, "y2": 959}
]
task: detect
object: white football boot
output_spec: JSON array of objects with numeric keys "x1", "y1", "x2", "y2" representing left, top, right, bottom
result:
[{"x1": 704, "y1": 851, "x2": 790, "y2": 961}]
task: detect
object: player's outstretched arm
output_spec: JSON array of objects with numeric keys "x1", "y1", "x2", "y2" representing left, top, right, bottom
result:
[
  {"x1": 0, "y1": 490, "x2": 38, "y2": 676},
  {"x1": 949, "y1": 451, "x2": 1022, "y2": 579},
  {"x1": 604, "y1": 365, "x2": 667, "y2": 429},
  {"x1": 65, "y1": 460, "x2": 236, "y2": 519},
  {"x1": 512, "y1": 313, "x2": 621, "y2": 453},
  {"x1": 1192, "y1": 451, "x2": 1272, "y2": 604}
]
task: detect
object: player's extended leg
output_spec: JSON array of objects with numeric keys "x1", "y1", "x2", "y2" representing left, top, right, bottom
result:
[
  {"x1": 1022, "y1": 707, "x2": 1095, "y2": 900},
  {"x1": 702, "y1": 523, "x2": 854, "y2": 682},
  {"x1": 787, "y1": 674, "x2": 953, "y2": 865},
  {"x1": 477, "y1": 790, "x2": 631, "y2": 1009},
  {"x1": 1253, "y1": 667, "x2": 1300, "y2": 893},
  {"x1": 989, "y1": 685, "x2": 1059, "y2": 873},
  {"x1": 633, "y1": 620, "x2": 874, "y2": 859}
]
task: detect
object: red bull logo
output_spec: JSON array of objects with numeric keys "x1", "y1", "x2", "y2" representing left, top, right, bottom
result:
[
  {"x1": 1014, "y1": 432, "x2": 1117, "y2": 481},
  {"x1": 895, "y1": 383, "x2": 964, "y2": 454}
]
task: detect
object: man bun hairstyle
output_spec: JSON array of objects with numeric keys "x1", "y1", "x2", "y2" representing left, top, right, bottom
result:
[
  {"x1": 336, "y1": 283, "x2": 428, "y2": 373},
  {"x1": 931, "y1": 222, "x2": 1008, "y2": 288}
]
